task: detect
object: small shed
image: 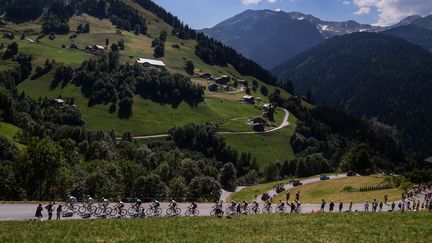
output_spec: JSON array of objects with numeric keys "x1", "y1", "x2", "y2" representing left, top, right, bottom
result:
[{"x1": 199, "y1": 73, "x2": 212, "y2": 80}]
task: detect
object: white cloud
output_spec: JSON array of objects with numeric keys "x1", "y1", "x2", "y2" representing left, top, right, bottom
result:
[
  {"x1": 242, "y1": 0, "x2": 279, "y2": 5},
  {"x1": 354, "y1": 6, "x2": 371, "y2": 15},
  {"x1": 352, "y1": 0, "x2": 432, "y2": 26},
  {"x1": 342, "y1": 0, "x2": 351, "y2": 5}
]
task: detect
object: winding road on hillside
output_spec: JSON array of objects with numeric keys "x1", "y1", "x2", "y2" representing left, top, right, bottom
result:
[{"x1": 131, "y1": 108, "x2": 290, "y2": 139}]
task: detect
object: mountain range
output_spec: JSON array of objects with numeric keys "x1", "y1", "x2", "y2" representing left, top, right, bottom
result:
[{"x1": 202, "y1": 10, "x2": 432, "y2": 69}]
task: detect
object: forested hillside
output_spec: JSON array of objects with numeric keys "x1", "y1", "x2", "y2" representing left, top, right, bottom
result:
[{"x1": 273, "y1": 32, "x2": 432, "y2": 153}]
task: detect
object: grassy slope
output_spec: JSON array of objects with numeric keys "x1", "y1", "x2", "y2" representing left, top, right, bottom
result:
[
  {"x1": 1, "y1": 213, "x2": 431, "y2": 242},
  {"x1": 272, "y1": 175, "x2": 404, "y2": 204},
  {"x1": 224, "y1": 114, "x2": 297, "y2": 169},
  {"x1": 0, "y1": 122, "x2": 25, "y2": 149},
  {"x1": 2, "y1": 7, "x2": 298, "y2": 167}
]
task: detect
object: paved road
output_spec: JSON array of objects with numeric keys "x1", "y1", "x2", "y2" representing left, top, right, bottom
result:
[
  {"x1": 1, "y1": 190, "x2": 429, "y2": 221},
  {"x1": 220, "y1": 187, "x2": 246, "y2": 203},
  {"x1": 257, "y1": 174, "x2": 348, "y2": 203},
  {"x1": 131, "y1": 108, "x2": 290, "y2": 139}
]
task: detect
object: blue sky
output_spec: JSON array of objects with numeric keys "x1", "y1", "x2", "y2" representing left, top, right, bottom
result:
[{"x1": 152, "y1": 0, "x2": 432, "y2": 29}]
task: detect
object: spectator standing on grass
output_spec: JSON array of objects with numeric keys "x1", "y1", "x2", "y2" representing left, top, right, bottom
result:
[
  {"x1": 364, "y1": 201, "x2": 369, "y2": 212},
  {"x1": 329, "y1": 201, "x2": 335, "y2": 212},
  {"x1": 45, "y1": 202, "x2": 55, "y2": 220},
  {"x1": 379, "y1": 201, "x2": 383, "y2": 212},
  {"x1": 349, "y1": 201, "x2": 353, "y2": 212},
  {"x1": 384, "y1": 194, "x2": 389, "y2": 205},
  {"x1": 339, "y1": 202, "x2": 343, "y2": 212},
  {"x1": 35, "y1": 204, "x2": 43, "y2": 220},
  {"x1": 391, "y1": 202, "x2": 395, "y2": 212},
  {"x1": 372, "y1": 199, "x2": 377, "y2": 212},
  {"x1": 286, "y1": 191, "x2": 291, "y2": 201},
  {"x1": 320, "y1": 199, "x2": 326, "y2": 212},
  {"x1": 56, "y1": 204, "x2": 62, "y2": 220},
  {"x1": 296, "y1": 191, "x2": 301, "y2": 201}
]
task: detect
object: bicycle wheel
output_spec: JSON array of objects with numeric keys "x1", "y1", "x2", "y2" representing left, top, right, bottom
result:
[
  {"x1": 94, "y1": 207, "x2": 103, "y2": 216},
  {"x1": 78, "y1": 206, "x2": 87, "y2": 214},
  {"x1": 185, "y1": 209, "x2": 192, "y2": 217},
  {"x1": 89, "y1": 205, "x2": 97, "y2": 214},
  {"x1": 155, "y1": 208, "x2": 162, "y2": 216},
  {"x1": 174, "y1": 208, "x2": 181, "y2": 216},
  {"x1": 225, "y1": 207, "x2": 233, "y2": 215},
  {"x1": 72, "y1": 204, "x2": 80, "y2": 213},
  {"x1": 146, "y1": 208, "x2": 154, "y2": 215},
  {"x1": 193, "y1": 209, "x2": 199, "y2": 217},
  {"x1": 62, "y1": 205, "x2": 70, "y2": 212},
  {"x1": 119, "y1": 209, "x2": 127, "y2": 217},
  {"x1": 166, "y1": 208, "x2": 172, "y2": 216},
  {"x1": 105, "y1": 207, "x2": 113, "y2": 216},
  {"x1": 128, "y1": 206, "x2": 137, "y2": 215},
  {"x1": 210, "y1": 209, "x2": 216, "y2": 217}
]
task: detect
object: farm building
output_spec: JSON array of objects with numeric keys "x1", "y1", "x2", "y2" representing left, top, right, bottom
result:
[
  {"x1": 215, "y1": 75, "x2": 230, "y2": 85},
  {"x1": 243, "y1": 95, "x2": 254, "y2": 104},
  {"x1": 137, "y1": 58, "x2": 167, "y2": 68}
]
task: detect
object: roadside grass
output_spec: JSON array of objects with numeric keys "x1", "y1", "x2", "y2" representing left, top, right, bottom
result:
[
  {"x1": 1, "y1": 213, "x2": 431, "y2": 242},
  {"x1": 223, "y1": 114, "x2": 297, "y2": 170},
  {"x1": 273, "y1": 175, "x2": 404, "y2": 204}
]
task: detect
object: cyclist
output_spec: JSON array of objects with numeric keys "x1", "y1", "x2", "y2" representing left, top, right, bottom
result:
[
  {"x1": 243, "y1": 201, "x2": 249, "y2": 210},
  {"x1": 67, "y1": 195, "x2": 77, "y2": 206},
  {"x1": 169, "y1": 199, "x2": 177, "y2": 211},
  {"x1": 134, "y1": 197, "x2": 143, "y2": 211},
  {"x1": 214, "y1": 201, "x2": 223, "y2": 216},
  {"x1": 115, "y1": 200, "x2": 125, "y2": 211},
  {"x1": 102, "y1": 197, "x2": 110, "y2": 208},
  {"x1": 277, "y1": 200, "x2": 285, "y2": 210},
  {"x1": 264, "y1": 199, "x2": 272, "y2": 211},
  {"x1": 189, "y1": 201, "x2": 198, "y2": 213},
  {"x1": 252, "y1": 200, "x2": 259, "y2": 213},
  {"x1": 152, "y1": 199, "x2": 160, "y2": 210},
  {"x1": 87, "y1": 195, "x2": 95, "y2": 206}
]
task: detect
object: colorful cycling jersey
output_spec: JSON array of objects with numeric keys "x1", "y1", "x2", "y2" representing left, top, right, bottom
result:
[{"x1": 136, "y1": 199, "x2": 142, "y2": 205}]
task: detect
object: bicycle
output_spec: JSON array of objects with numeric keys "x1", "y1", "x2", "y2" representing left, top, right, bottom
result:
[
  {"x1": 110, "y1": 206, "x2": 127, "y2": 217},
  {"x1": 62, "y1": 203, "x2": 79, "y2": 213},
  {"x1": 262, "y1": 204, "x2": 273, "y2": 214},
  {"x1": 210, "y1": 205, "x2": 224, "y2": 217},
  {"x1": 225, "y1": 205, "x2": 237, "y2": 215},
  {"x1": 146, "y1": 205, "x2": 162, "y2": 216},
  {"x1": 127, "y1": 204, "x2": 143, "y2": 215},
  {"x1": 275, "y1": 205, "x2": 286, "y2": 213},
  {"x1": 166, "y1": 206, "x2": 181, "y2": 216},
  {"x1": 78, "y1": 202, "x2": 97, "y2": 214},
  {"x1": 94, "y1": 204, "x2": 113, "y2": 216},
  {"x1": 250, "y1": 205, "x2": 261, "y2": 214},
  {"x1": 185, "y1": 207, "x2": 199, "y2": 217}
]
